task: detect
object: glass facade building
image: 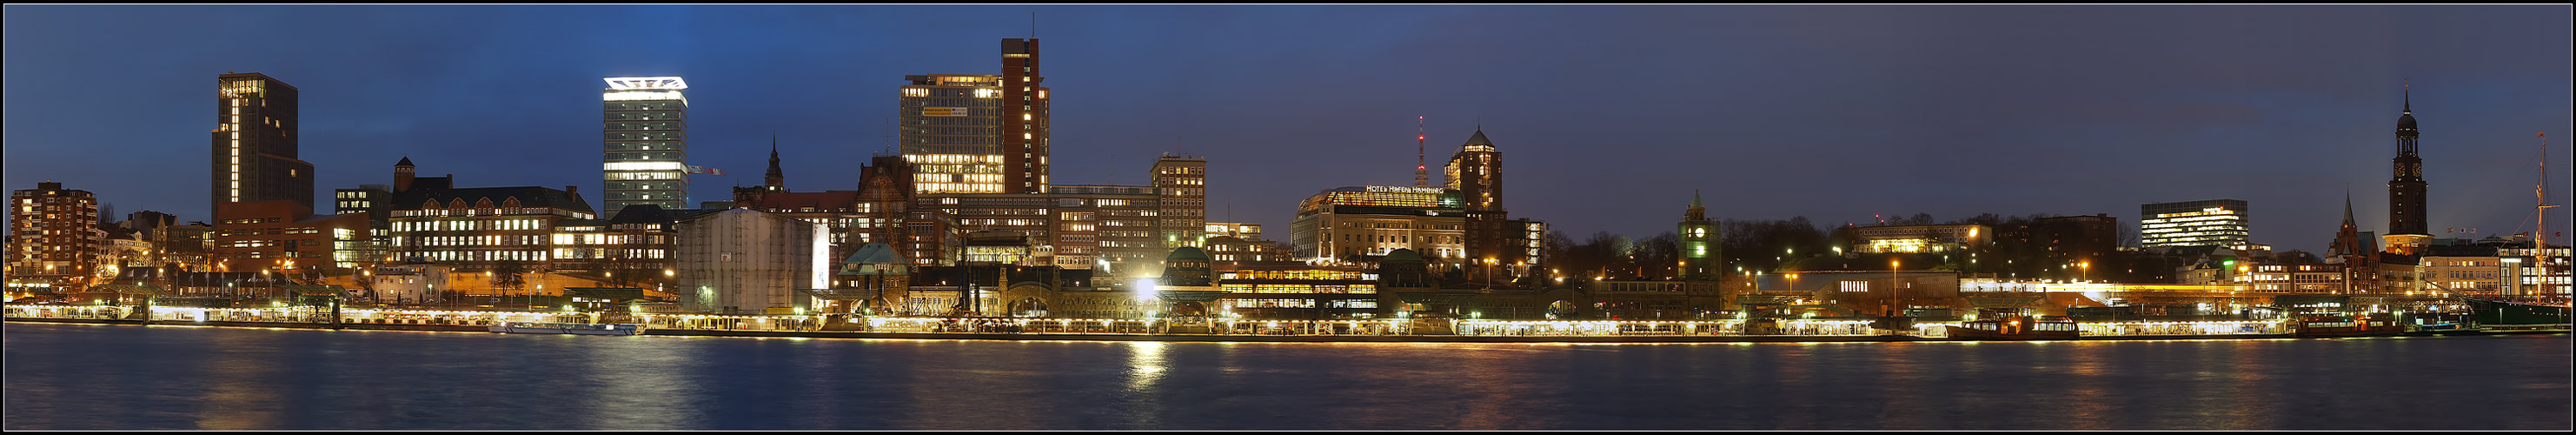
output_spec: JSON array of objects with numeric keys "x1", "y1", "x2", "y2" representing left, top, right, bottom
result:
[
  {"x1": 900, "y1": 74, "x2": 1008, "y2": 194},
  {"x1": 601, "y1": 77, "x2": 690, "y2": 214}
]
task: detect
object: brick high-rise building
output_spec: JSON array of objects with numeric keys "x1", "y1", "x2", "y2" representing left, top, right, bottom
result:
[{"x1": 8, "y1": 182, "x2": 101, "y2": 291}]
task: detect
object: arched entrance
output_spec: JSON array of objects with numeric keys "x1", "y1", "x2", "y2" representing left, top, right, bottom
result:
[
  {"x1": 997, "y1": 282, "x2": 1054, "y2": 318},
  {"x1": 1008, "y1": 297, "x2": 1050, "y2": 318}
]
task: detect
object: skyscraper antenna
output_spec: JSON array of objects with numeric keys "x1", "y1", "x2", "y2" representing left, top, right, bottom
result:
[{"x1": 1415, "y1": 116, "x2": 1428, "y2": 189}]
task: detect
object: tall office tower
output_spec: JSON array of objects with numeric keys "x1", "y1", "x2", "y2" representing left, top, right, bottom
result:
[
  {"x1": 1002, "y1": 38, "x2": 1050, "y2": 193},
  {"x1": 900, "y1": 74, "x2": 1006, "y2": 194},
  {"x1": 2383, "y1": 87, "x2": 2431, "y2": 254},
  {"x1": 211, "y1": 72, "x2": 314, "y2": 212},
  {"x1": 9, "y1": 182, "x2": 100, "y2": 289},
  {"x1": 903, "y1": 38, "x2": 1051, "y2": 195},
  {"x1": 2140, "y1": 199, "x2": 2252, "y2": 249},
  {"x1": 1152, "y1": 154, "x2": 1207, "y2": 249},
  {"x1": 601, "y1": 77, "x2": 690, "y2": 215},
  {"x1": 1677, "y1": 191, "x2": 1719, "y2": 282}
]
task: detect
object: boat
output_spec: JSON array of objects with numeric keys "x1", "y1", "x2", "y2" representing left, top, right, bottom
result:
[
  {"x1": 488, "y1": 321, "x2": 644, "y2": 336},
  {"x1": 1945, "y1": 315, "x2": 2078, "y2": 340},
  {"x1": 2291, "y1": 315, "x2": 2404, "y2": 338}
]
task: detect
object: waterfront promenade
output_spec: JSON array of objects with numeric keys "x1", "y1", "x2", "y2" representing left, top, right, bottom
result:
[{"x1": 16, "y1": 303, "x2": 2539, "y2": 343}]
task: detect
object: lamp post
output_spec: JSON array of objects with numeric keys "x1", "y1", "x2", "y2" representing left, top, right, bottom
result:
[{"x1": 1889, "y1": 259, "x2": 1901, "y2": 318}]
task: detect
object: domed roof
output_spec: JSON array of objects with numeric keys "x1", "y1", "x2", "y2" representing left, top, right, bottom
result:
[
  {"x1": 1165, "y1": 246, "x2": 1210, "y2": 262},
  {"x1": 2395, "y1": 90, "x2": 2418, "y2": 131},
  {"x1": 1382, "y1": 248, "x2": 1424, "y2": 263}
]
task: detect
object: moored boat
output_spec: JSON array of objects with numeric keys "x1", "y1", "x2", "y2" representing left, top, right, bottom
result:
[
  {"x1": 2291, "y1": 315, "x2": 2404, "y2": 338},
  {"x1": 1945, "y1": 315, "x2": 2078, "y2": 340},
  {"x1": 488, "y1": 321, "x2": 644, "y2": 336}
]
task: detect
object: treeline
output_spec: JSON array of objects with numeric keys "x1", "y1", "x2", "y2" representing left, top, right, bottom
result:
[{"x1": 1537, "y1": 212, "x2": 2261, "y2": 285}]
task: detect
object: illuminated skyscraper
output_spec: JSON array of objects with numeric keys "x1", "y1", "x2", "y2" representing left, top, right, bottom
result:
[
  {"x1": 601, "y1": 77, "x2": 690, "y2": 214},
  {"x1": 212, "y1": 72, "x2": 313, "y2": 212}
]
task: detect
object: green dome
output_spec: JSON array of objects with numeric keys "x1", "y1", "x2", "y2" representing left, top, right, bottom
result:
[{"x1": 1165, "y1": 246, "x2": 1211, "y2": 262}]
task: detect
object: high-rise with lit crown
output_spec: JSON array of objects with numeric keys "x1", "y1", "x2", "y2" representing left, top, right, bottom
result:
[
  {"x1": 212, "y1": 72, "x2": 313, "y2": 212},
  {"x1": 601, "y1": 77, "x2": 690, "y2": 215}
]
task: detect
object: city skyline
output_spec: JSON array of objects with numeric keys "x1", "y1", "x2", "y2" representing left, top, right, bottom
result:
[{"x1": 4, "y1": 5, "x2": 2572, "y2": 254}]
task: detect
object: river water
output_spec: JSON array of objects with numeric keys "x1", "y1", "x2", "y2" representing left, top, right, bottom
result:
[{"x1": 3, "y1": 322, "x2": 2568, "y2": 430}]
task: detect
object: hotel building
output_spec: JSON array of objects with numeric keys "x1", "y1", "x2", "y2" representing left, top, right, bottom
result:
[
  {"x1": 211, "y1": 72, "x2": 314, "y2": 212},
  {"x1": 601, "y1": 77, "x2": 690, "y2": 213},
  {"x1": 1289, "y1": 185, "x2": 1468, "y2": 268}
]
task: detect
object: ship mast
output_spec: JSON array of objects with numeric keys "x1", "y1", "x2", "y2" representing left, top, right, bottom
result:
[{"x1": 2539, "y1": 133, "x2": 2560, "y2": 300}]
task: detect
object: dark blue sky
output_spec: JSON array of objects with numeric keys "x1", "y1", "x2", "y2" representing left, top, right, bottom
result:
[{"x1": 5, "y1": 5, "x2": 2571, "y2": 253}]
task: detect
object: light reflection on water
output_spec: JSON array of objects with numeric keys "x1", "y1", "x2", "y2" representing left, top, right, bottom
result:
[{"x1": 3, "y1": 323, "x2": 2569, "y2": 431}]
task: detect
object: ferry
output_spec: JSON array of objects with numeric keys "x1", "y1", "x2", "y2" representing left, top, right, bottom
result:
[
  {"x1": 1945, "y1": 315, "x2": 2079, "y2": 340},
  {"x1": 488, "y1": 321, "x2": 645, "y2": 336},
  {"x1": 2291, "y1": 315, "x2": 2404, "y2": 338}
]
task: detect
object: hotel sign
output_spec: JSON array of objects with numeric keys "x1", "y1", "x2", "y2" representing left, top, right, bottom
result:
[
  {"x1": 922, "y1": 107, "x2": 968, "y2": 117},
  {"x1": 1364, "y1": 186, "x2": 1444, "y2": 194}
]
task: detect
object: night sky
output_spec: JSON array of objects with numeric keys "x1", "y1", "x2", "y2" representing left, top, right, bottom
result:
[{"x1": 5, "y1": 5, "x2": 2570, "y2": 253}]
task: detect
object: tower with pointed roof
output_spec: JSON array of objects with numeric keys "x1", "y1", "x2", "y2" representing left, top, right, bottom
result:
[
  {"x1": 1444, "y1": 128, "x2": 1503, "y2": 212},
  {"x1": 1679, "y1": 190, "x2": 1720, "y2": 282},
  {"x1": 2384, "y1": 84, "x2": 2432, "y2": 255},
  {"x1": 762, "y1": 136, "x2": 786, "y2": 193}
]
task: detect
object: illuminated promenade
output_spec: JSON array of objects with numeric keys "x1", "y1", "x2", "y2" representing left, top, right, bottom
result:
[{"x1": 3, "y1": 304, "x2": 2384, "y2": 343}]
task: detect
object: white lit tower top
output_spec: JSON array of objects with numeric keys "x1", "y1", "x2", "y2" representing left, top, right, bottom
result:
[{"x1": 601, "y1": 77, "x2": 690, "y2": 214}]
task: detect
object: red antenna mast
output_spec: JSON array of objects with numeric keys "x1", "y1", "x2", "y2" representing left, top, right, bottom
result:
[{"x1": 1415, "y1": 116, "x2": 1429, "y2": 188}]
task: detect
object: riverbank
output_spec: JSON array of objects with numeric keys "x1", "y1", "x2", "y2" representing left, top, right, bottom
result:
[{"x1": 13, "y1": 317, "x2": 2566, "y2": 342}]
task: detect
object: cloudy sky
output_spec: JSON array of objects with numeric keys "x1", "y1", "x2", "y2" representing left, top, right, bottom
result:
[{"x1": 5, "y1": 4, "x2": 2570, "y2": 252}]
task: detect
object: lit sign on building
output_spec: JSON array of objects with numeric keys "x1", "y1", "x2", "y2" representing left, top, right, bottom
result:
[{"x1": 922, "y1": 107, "x2": 969, "y2": 117}]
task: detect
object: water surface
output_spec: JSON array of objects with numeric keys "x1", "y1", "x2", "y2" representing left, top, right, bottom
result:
[{"x1": 3, "y1": 323, "x2": 2568, "y2": 430}]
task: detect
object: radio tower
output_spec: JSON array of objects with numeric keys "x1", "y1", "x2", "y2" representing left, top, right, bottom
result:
[{"x1": 1415, "y1": 116, "x2": 1429, "y2": 188}]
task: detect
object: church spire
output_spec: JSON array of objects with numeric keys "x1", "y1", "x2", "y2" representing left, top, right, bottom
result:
[
  {"x1": 764, "y1": 135, "x2": 784, "y2": 191},
  {"x1": 2342, "y1": 189, "x2": 2356, "y2": 228}
]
